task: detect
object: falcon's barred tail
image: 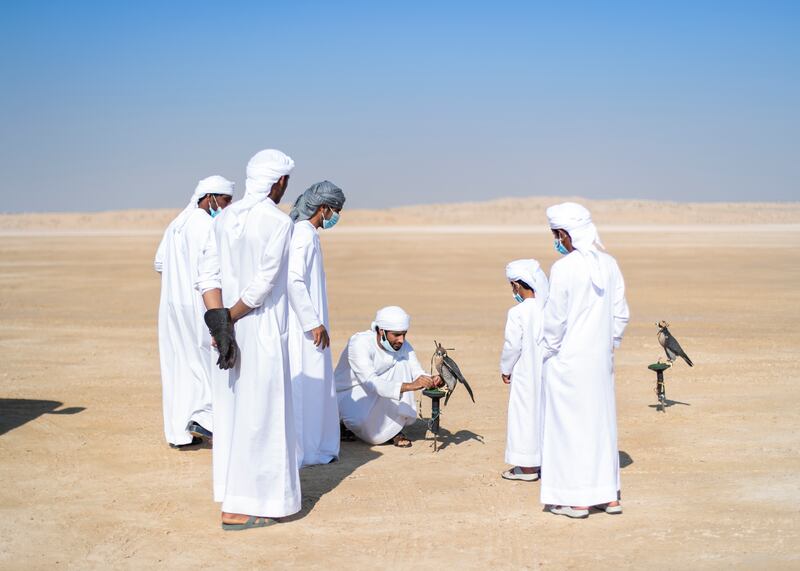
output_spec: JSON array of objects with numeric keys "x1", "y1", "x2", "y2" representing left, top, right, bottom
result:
[
  {"x1": 461, "y1": 377, "x2": 475, "y2": 402},
  {"x1": 682, "y1": 353, "x2": 693, "y2": 367}
]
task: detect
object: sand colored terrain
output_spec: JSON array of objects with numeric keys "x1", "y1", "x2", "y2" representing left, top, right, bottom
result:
[
  {"x1": 1, "y1": 200, "x2": 799, "y2": 569},
  {"x1": 2, "y1": 196, "x2": 800, "y2": 234}
]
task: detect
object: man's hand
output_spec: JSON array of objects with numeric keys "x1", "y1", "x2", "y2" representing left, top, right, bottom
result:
[
  {"x1": 400, "y1": 375, "x2": 439, "y2": 394},
  {"x1": 414, "y1": 375, "x2": 438, "y2": 390},
  {"x1": 502, "y1": 374, "x2": 511, "y2": 384},
  {"x1": 310, "y1": 325, "x2": 330, "y2": 349},
  {"x1": 431, "y1": 375, "x2": 443, "y2": 388}
]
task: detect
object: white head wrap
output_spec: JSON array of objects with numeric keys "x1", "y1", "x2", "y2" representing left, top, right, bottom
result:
[
  {"x1": 174, "y1": 175, "x2": 235, "y2": 233},
  {"x1": 371, "y1": 306, "x2": 411, "y2": 332},
  {"x1": 290, "y1": 180, "x2": 346, "y2": 222},
  {"x1": 229, "y1": 149, "x2": 295, "y2": 236},
  {"x1": 505, "y1": 259, "x2": 549, "y2": 309},
  {"x1": 244, "y1": 149, "x2": 295, "y2": 198},
  {"x1": 546, "y1": 202, "x2": 606, "y2": 291}
]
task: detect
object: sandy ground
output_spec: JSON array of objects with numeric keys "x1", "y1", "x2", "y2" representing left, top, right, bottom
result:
[
  {"x1": 1, "y1": 201, "x2": 799, "y2": 569},
  {"x1": 3, "y1": 196, "x2": 800, "y2": 232}
]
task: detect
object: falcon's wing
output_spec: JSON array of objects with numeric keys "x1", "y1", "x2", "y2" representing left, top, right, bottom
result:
[
  {"x1": 442, "y1": 367, "x2": 458, "y2": 406},
  {"x1": 443, "y1": 355, "x2": 475, "y2": 403},
  {"x1": 666, "y1": 335, "x2": 693, "y2": 367},
  {"x1": 440, "y1": 366, "x2": 457, "y2": 392}
]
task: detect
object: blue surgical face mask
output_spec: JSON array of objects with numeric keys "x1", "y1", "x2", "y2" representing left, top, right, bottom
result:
[
  {"x1": 322, "y1": 209, "x2": 340, "y2": 230},
  {"x1": 554, "y1": 238, "x2": 569, "y2": 256},
  {"x1": 380, "y1": 330, "x2": 400, "y2": 352},
  {"x1": 513, "y1": 293, "x2": 524, "y2": 303},
  {"x1": 209, "y1": 195, "x2": 222, "y2": 218}
]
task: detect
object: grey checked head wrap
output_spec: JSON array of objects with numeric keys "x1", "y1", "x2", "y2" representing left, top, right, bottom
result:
[{"x1": 289, "y1": 180, "x2": 346, "y2": 222}]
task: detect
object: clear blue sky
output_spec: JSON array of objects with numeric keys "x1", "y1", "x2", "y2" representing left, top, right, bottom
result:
[{"x1": 1, "y1": 0, "x2": 797, "y2": 212}]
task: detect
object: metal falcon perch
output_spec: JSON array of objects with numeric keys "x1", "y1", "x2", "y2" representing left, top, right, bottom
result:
[{"x1": 420, "y1": 341, "x2": 475, "y2": 452}]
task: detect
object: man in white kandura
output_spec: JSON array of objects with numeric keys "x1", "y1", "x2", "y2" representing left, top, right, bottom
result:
[
  {"x1": 335, "y1": 306, "x2": 440, "y2": 448},
  {"x1": 500, "y1": 259, "x2": 549, "y2": 482},
  {"x1": 287, "y1": 181, "x2": 346, "y2": 466},
  {"x1": 154, "y1": 175, "x2": 234, "y2": 448},
  {"x1": 196, "y1": 149, "x2": 300, "y2": 531},
  {"x1": 540, "y1": 202, "x2": 630, "y2": 519}
]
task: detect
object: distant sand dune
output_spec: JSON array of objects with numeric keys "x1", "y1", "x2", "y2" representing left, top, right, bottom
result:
[
  {"x1": 3, "y1": 223, "x2": 799, "y2": 238},
  {"x1": 2, "y1": 196, "x2": 799, "y2": 232}
]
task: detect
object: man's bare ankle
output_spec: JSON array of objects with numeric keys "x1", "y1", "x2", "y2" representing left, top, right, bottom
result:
[{"x1": 221, "y1": 512, "x2": 251, "y2": 523}]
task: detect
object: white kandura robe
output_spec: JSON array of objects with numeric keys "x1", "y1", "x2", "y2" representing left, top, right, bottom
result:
[
  {"x1": 287, "y1": 220, "x2": 340, "y2": 466},
  {"x1": 196, "y1": 198, "x2": 301, "y2": 518},
  {"x1": 154, "y1": 208, "x2": 214, "y2": 445},
  {"x1": 500, "y1": 297, "x2": 546, "y2": 467},
  {"x1": 540, "y1": 250, "x2": 629, "y2": 507},
  {"x1": 334, "y1": 332, "x2": 425, "y2": 445}
]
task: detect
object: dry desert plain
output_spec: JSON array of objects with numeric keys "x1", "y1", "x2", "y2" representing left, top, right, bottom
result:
[{"x1": 1, "y1": 198, "x2": 799, "y2": 569}]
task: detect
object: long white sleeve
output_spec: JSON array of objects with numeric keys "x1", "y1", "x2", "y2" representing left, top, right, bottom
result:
[
  {"x1": 287, "y1": 230, "x2": 322, "y2": 332},
  {"x1": 348, "y1": 336, "x2": 403, "y2": 400},
  {"x1": 239, "y1": 219, "x2": 293, "y2": 308},
  {"x1": 195, "y1": 228, "x2": 221, "y2": 293},
  {"x1": 612, "y1": 261, "x2": 630, "y2": 349},
  {"x1": 500, "y1": 307, "x2": 523, "y2": 375},
  {"x1": 542, "y1": 262, "x2": 569, "y2": 359},
  {"x1": 154, "y1": 230, "x2": 168, "y2": 273}
]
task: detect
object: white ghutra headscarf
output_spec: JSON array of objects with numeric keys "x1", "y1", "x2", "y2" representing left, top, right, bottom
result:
[
  {"x1": 505, "y1": 259, "x2": 549, "y2": 310},
  {"x1": 173, "y1": 175, "x2": 234, "y2": 233},
  {"x1": 546, "y1": 202, "x2": 606, "y2": 291},
  {"x1": 370, "y1": 306, "x2": 410, "y2": 332},
  {"x1": 228, "y1": 149, "x2": 295, "y2": 237}
]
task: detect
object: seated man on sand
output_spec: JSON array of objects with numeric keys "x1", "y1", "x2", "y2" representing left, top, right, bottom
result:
[{"x1": 334, "y1": 306, "x2": 440, "y2": 447}]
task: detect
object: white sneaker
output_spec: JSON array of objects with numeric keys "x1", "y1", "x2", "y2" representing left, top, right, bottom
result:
[
  {"x1": 550, "y1": 505, "x2": 589, "y2": 519},
  {"x1": 602, "y1": 503, "x2": 623, "y2": 515},
  {"x1": 501, "y1": 466, "x2": 540, "y2": 482}
]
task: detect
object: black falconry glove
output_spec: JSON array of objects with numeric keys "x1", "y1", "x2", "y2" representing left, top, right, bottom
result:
[{"x1": 204, "y1": 308, "x2": 240, "y2": 370}]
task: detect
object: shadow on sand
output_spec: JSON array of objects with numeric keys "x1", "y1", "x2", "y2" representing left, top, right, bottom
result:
[
  {"x1": 285, "y1": 440, "x2": 382, "y2": 521},
  {"x1": 0, "y1": 398, "x2": 85, "y2": 436},
  {"x1": 170, "y1": 439, "x2": 212, "y2": 451},
  {"x1": 648, "y1": 399, "x2": 691, "y2": 411},
  {"x1": 286, "y1": 416, "x2": 485, "y2": 520},
  {"x1": 405, "y1": 418, "x2": 484, "y2": 451}
]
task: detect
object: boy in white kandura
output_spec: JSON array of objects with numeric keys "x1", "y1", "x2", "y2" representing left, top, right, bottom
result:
[{"x1": 500, "y1": 259, "x2": 549, "y2": 482}]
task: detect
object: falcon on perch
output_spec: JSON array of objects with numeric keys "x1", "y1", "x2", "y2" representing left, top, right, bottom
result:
[
  {"x1": 432, "y1": 341, "x2": 475, "y2": 406},
  {"x1": 656, "y1": 320, "x2": 693, "y2": 367}
]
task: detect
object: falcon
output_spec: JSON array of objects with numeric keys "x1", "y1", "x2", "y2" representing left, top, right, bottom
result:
[
  {"x1": 431, "y1": 341, "x2": 475, "y2": 406},
  {"x1": 656, "y1": 320, "x2": 693, "y2": 367}
]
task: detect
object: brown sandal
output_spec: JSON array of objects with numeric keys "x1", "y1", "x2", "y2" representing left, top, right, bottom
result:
[{"x1": 392, "y1": 432, "x2": 412, "y2": 448}]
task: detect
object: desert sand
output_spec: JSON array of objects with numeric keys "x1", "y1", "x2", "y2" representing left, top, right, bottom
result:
[{"x1": 1, "y1": 198, "x2": 799, "y2": 569}]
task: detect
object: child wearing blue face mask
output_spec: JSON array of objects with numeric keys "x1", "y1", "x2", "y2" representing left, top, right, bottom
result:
[{"x1": 500, "y1": 259, "x2": 549, "y2": 483}]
